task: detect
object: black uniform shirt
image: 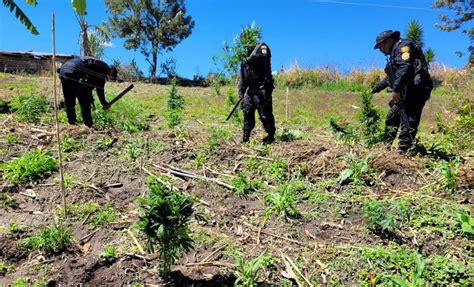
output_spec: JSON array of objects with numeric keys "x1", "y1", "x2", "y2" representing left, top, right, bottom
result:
[
  {"x1": 239, "y1": 43, "x2": 273, "y2": 96},
  {"x1": 59, "y1": 57, "x2": 110, "y2": 104}
]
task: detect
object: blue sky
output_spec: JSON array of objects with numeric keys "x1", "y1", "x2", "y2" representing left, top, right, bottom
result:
[{"x1": 0, "y1": 0, "x2": 470, "y2": 78}]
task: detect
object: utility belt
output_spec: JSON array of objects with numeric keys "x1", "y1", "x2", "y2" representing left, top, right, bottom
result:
[{"x1": 247, "y1": 79, "x2": 273, "y2": 91}]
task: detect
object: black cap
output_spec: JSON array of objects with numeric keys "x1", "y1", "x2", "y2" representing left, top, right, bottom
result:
[{"x1": 374, "y1": 30, "x2": 400, "y2": 49}]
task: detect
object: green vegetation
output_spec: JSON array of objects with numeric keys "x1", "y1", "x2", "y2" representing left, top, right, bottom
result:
[
  {"x1": 165, "y1": 77, "x2": 184, "y2": 128},
  {"x1": 100, "y1": 245, "x2": 117, "y2": 263},
  {"x1": 230, "y1": 172, "x2": 263, "y2": 195},
  {"x1": 9, "y1": 95, "x2": 49, "y2": 123},
  {"x1": 233, "y1": 251, "x2": 273, "y2": 287},
  {"x1": 0, "y1": 193, "x2": 19, "y2": 209},
  {"x1": 88, "y1": 204, "x2": 117, "y2": 227},
  {"x1": 22, "y1": 224, "x2": 72, "y2": 254},
  {"x1": 264, "y1": 182, "x2": 300, "y2": 219},
  {"x1": 138, "y1": 178, "x2": 196, "y2": 277},
  {"x1": 338, "y1": 154, "x2": 372, "y2": 186},
  {"x1": 0, "y1": 260, "x2": 14, "y2": 275},
  {"x1": 2, "y1": 148, "x2": 57, "y2": 184}
]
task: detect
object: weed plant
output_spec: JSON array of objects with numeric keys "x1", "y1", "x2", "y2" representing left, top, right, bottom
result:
[
  {"x1": 230, "y1": 172, "x2": 262, "y2": 195},
  {"x1": 100, "y1": 246, "x2": 117, "y2": 263},
  {"x1": 338, "y1": 155, "x2": 372, "y2": 186},
  {"x1": 264, "y1": 183, "x2": 300, "y2": 219},
  {"x1": 265, "y1": 160, "x2": 288, "y2": 183},
  {"x1": 233, "y1": 251, "x2": 273, "y2": 287},
  {"x1": 22, "y1": 224, "x2": 72, "y2": 254},
  {"x1": 206, "y1": 126, "x2": 234, "y2": 151},
  {"x1": 455, "y1": 209, "x2": 474, "y2": 236},
  {"x1": 358, "y1": 91, "x2": 383, "y2": 145},
  {"x1": 165, "y1": 77, "x2": 184, "y2": 128},
  {"x1": 8, "y1": 219, "x2": 22, "y2": 234},
  {"x1": 0, "y1": 193, "x2": 18, "y2": 209},
  {"x1": 92, "y1": 94, "x2": 148, "y2": 132},
  {"x1": 329, "y1": 117, "x2": 358, "y2": 145},
  {"x1": 2, "y1": 148, "x2": 57, "y2": 184},
  {"x1": 9, "y1": 94, "x2": 49, "y2": 123},
  {"x1": 88, "y1": 204, "x2": 116, "y2": 227},
  {"x1": 137, "y1": 178, "x2": 195, "y2": 277},
  {"x1": 435, "y1": 160, "x2": 459, "y2": 193},
  {"x1": 5, "y1": 132, "x2": 20, "y2": 145},
  {"x1": 0, "y1": 260, "x2": 14, "y2": 275},
  {"x1": 275, "y1": 128, "x2": 305, "y2": 142}
]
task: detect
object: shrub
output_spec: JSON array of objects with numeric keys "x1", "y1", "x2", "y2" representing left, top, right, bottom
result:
[
  {"x1": 230, "y1": 173, "x2": 262, "y2": 195},
  {"x1": 9, "y1": 95, "x2": 49, "y2": 123},
  {"x1": 233, "y1": 251, "x2": 273, "y2": 287},
  {"x1": 22, "y1": 224, "x2": 72, "y2": 254},
  {"x1": 2, "y1": 149, "x2": 57, "y2": 184},
  {"x1": 100, "y1": 246, "x2": 117, "y2": 263},
  {"x1": 264, "y1": 182, "x2": 300, "y2": 219},
  {"x1": 137, "y1": 178, "x2": 196, "y2": 277}
]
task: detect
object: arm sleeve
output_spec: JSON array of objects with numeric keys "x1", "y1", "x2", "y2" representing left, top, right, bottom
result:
[
  {"x1": 95, "y1": 80, "x2": 107, "y2": 105},
  {"x1": 392, "y1": 46, "x2": 415, "y2": 93},
  {"x1": 372, "y1": 77, "x2": 389, "y2": 93},
  {"x1": 238, "y1": 64, "x2": 248, "y2": 97}
]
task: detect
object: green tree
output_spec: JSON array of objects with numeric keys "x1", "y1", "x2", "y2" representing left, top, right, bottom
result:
[
  {"x1": 432, "y1": 0, "x2": 473, "y2": 61},
  {"x1": 104, "y1": 0, "x2": 195, "y2": 81},
  {"x1": 2, "y1": 0, "x2": 39, "y2": 35},
  {"x1": 405, "y1": 20, "x2": 436, "y2": 63},
  {"x1": 87, "y1": 30, "x2": 105, "y2": 59}
]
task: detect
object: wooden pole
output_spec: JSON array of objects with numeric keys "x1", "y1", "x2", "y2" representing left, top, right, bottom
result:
[
  {"x1": 52, "y1": 12, "x2": 67, "y2": 217},
  {"x1": 285, "y1": 86, "x2": 289, "y2": 122}
]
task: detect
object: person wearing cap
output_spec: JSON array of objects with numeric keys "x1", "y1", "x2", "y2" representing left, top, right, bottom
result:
[
  {"x1": 238, "y1": 39, "x2": 276, "y2": 144},
  {"x1": 371, "y1": 30, "x2": 433, "y2": 154},
  {"x1": 58, "y1": 57, "x2": 117, "y2": 127}
]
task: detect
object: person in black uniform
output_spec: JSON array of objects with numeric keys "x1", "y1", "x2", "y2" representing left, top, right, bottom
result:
[
  {"x1": 239, "y1": 42, "x2": 276, "y2": 144},
  {"x1": 58, "y1": 57, "x2": 117, "y2": 127},
  {"x1": 371, "y1": 30, "x2": 433, "y2": 153}
]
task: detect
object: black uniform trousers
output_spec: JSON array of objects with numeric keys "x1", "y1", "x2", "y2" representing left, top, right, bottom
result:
[
  {"x1": 241, "y1": 86, "x2": 275, "y2": 140},
  {"x1": 385, "y1": 85, "x2": 430, "y2": 150},
  {"x1": 60, "y1": 76, "x2": 94, "y2": 127}
]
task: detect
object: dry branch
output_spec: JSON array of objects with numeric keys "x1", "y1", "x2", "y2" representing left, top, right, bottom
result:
[{"x1": 152, "y1": 163, "x2": 235, "y2": 190}]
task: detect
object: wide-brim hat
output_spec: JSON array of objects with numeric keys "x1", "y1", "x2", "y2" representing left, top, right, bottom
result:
[{"x1": 374, "y1": 30, "x2": 400, "y2": 49}]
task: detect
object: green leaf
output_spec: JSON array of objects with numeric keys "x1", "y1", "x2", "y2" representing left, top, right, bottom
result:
[
  {"x1": 461, "y1": 222, "x2": 473, "y2": 234},
  {"x1": 71, "y1": 0, "x2": 86, "y2": 16},
  {"x1": 338, "y1": 169, "x2": 353, "y2": 184},
  {"x1": 24, "y1": 0, "x2": 38, "y2": 5}
]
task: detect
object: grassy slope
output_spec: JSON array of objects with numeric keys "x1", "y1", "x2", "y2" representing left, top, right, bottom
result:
[{"x1": 0, "y1": 72, "x2": 473, "y2": 286}]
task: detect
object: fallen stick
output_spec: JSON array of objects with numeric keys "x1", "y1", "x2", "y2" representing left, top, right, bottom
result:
[
  {"x1": 127, "y1": 228, "x2": 145, "y2": 255},
  {"x1": 152, "y1": 164, "x2": 235, "y2": 190},
  {"x1": 281, "y1": 253, "x2": 314, "y2": 287},
  {"x1": 199, "y1": 245, "x2": 225, "y2": 264},
  {"x1": 242, "y1": 222, "x2": 302, "y2": 245},
  {"x1": 184, "y1": 261, "x2": 236, "y2": 268},
  {"x1": 78, "y1": 229, "x2": 99, "y2": 243},
  {"x1": 104, "y1": 182, "x2": 123, "y2": 188},
  {"x1": 142, "y1": 166, "x2": 210, "y2": 206},
  {"x1": 125, "y1": 253, "x2": 152, "y2": 261}
]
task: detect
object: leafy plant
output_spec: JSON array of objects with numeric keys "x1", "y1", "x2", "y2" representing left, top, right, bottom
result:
[
  {"x1": 165, "y1": 77, "x2": 184, "y2": 128},
  {"x1": 88, "y1": 204, "x2": 116, "y2": 227},
  {"x1": 276, "y1": 128, "x2": 305, "y2": 142},
  {"x1": 137, "y1": 178, "x2": 196, "y2": 277},
  {"x1": 382, "y1": 254, "x2": 425, "y2": 287},
  {"x1": 329, "y1": 117, "x2": 358, "y2": 145},
  {"x1": 230, "y1": 173, "x2": 262, "y2": 195},
  {"x1": 338, "y1": 155, "x2": 372, "y2": 186},
  {"x1": 8, "y1": 218, "x2": 22, "y2": 234},
  {"x1": 265, "y1": 160, "x2": 288, "y2": 183},
  {"x1": 207, "y1": 126, "x2": 234, "y2": 151},
  {"x1": 436, "y1": 160, "x2": 459, "y2": 193},
  {"x1": 22, "y1": 224, "x2": 72, "y2": 254},
  {"x1": 362, "y1": 199, "x2": 397, "y2": 233},
  {"x1": 264, "y1": 183, "x2": 299, "y2": 219},
  {"x1": 0, "y1": 260, "x2": 14, "y2": 275},
  {"x1": 456, "y1": 209, "x2": 474, "y2": 236},
  {"x1": 100, "y1": 245, "x2": 117, "y2": 263},
  {"x1": 233, "y1": 251, "x2": 273, "y2": 287},
  {"x1": 95, "y1": 136, "x2": 115, "y2": 151},
  {"x1": 9, "y1": 95, "x2": 49, "y2": 123},
  {"x1": 5, "y1": 132, "x2": 20, "y2": 145},
  {"x1": 358, "y1": 91, "x2": 383, "y2": 145},
  {"x1": 2, "y1": 148, "x2": 57, "y2": 184}
]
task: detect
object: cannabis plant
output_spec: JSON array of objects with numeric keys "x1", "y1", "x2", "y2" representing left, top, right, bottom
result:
[{"x1": 137, "y1": 178, "x2": 195, "y2": 277}]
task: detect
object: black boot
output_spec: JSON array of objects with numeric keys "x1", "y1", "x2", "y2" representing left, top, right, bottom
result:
[{"x1": 262, "y1": 134, "x2": 274, "y2": 144}]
